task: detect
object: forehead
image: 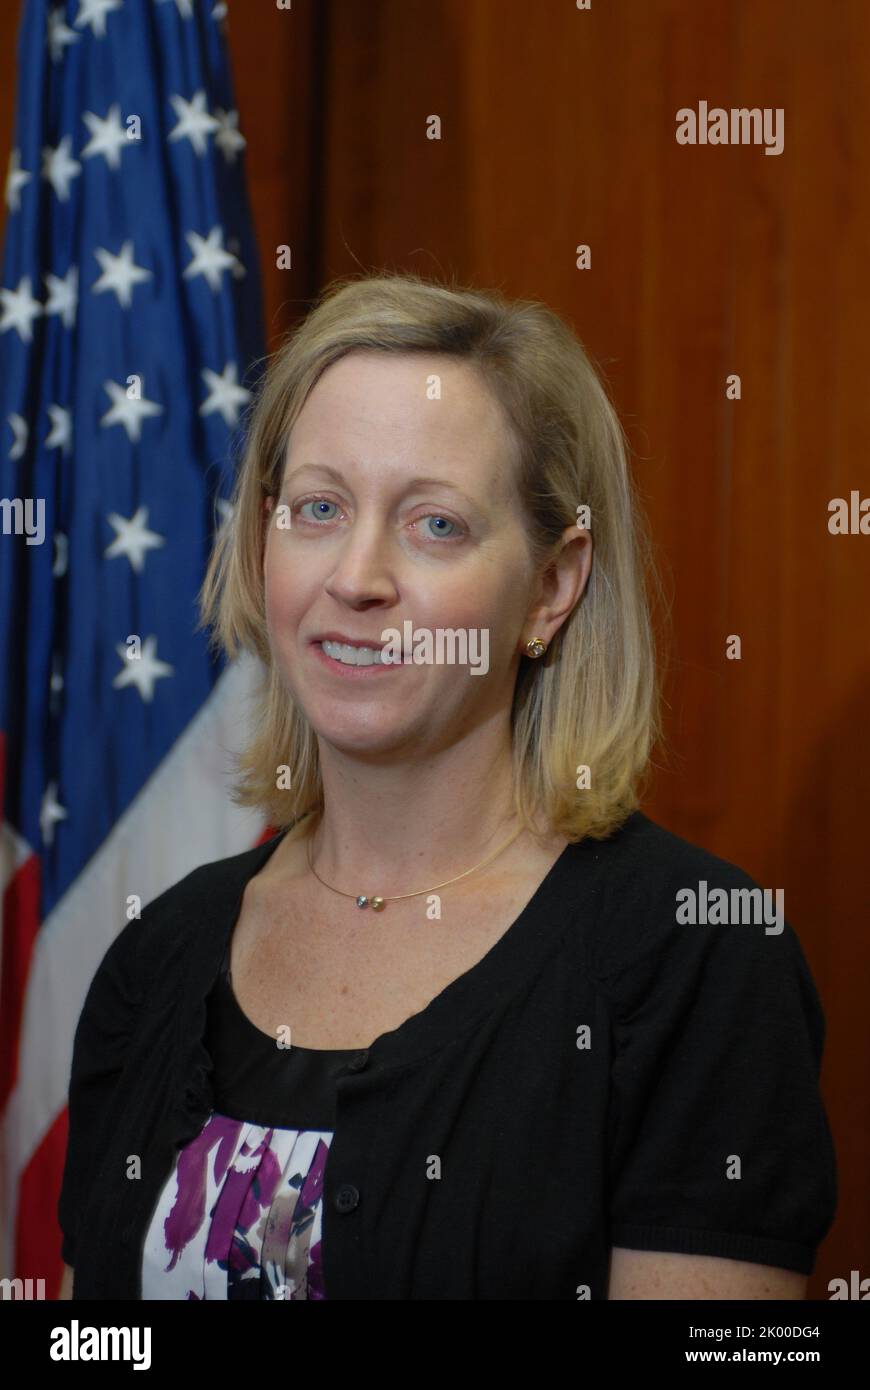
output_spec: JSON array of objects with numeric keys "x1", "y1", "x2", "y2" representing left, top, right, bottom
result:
[{"x1": 284, "y1": 351, "x2": 519, "y2": 494}]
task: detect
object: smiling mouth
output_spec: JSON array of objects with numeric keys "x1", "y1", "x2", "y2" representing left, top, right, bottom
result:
[{"x1": 319, "y1": 639, "x2": 389, "y2": 667}]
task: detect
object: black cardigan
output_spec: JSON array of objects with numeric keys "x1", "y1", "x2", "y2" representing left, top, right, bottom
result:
[{"x1": 58, "y1": 810, "x2": 837, "y2": 1299}]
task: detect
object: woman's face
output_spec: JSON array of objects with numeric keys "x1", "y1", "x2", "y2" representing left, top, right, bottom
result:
[{"x1": 263, "y1": 350, "x2": 546, "y2": 759}]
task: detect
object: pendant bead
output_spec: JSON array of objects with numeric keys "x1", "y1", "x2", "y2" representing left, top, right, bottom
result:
[
  {"x1": 356, "y1": 895, "x2": 369, "y2": 909},
  {"x1": 371, "y1": 896, "x2": 385, "y2": 911}
]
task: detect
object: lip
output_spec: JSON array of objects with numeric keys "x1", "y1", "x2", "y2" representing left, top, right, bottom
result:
[{"x1": 310, "y1": 634, "x2": 404, "y2": 677}]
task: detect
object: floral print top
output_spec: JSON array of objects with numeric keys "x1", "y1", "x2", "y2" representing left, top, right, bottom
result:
[{"x1": 141, "y1": 946, "x2": 362, "y2": 1300}]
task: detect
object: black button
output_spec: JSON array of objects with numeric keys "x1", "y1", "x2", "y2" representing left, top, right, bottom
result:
[
  {"x1": 347, "y1": 1050, "x2": 369, "y2": 1072},
  {"x1": 334, "y1": 1184, "x2": 360, "y2": 1213}
]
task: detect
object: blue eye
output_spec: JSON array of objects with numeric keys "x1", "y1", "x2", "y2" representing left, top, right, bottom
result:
[
  {"x1": 422, "y1": 515, "x2": 456, "y2": 538},
  {"x1": 299, "y1": 498, "x2": 338, "y2": 522},
  {"x1": 293, "y1": 499, "x2": 462, "y2": 540}
]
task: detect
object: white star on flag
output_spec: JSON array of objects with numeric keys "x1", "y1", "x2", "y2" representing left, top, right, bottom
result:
[
  {"x1": 92, "y1": 241, "x2": 153, "y2": 307},
  {"x1": 44, "y1": 267, "x2": 78, "y2": 330},
  {"x1": 0, "y1": 276, "x2": 42, "y2": 342},
  {"x1": 40, "y1": 780, "x2": 68, "y2": 846},
  {"x1": 47, "y1": 7, "x2": 80, "y2": 63},
  {"x1": 104, "y1": 506, "x2": 167, "y2": 573},
  {"x1": 113, "y1": 635, "x2": 174, "y2": 702},
  {"x1": 100, "y1": 379, "x2": 163, "y2": 443},
  {"x1": 45, "y1": 405, "x2": 73, "y2": 454},
  {"x1": 73, "y1": 0, "x2": 122, "y2": 40},
  {"x1": 183, "y1": 226, "x2": 241, "y2": 292},
  {"x1": 169, "y1": 91, "x2": 220, "y2": 156},
  {"x1": 81, "y1": 105, "x2": 130, "y2": 170},
  {"x1": 42, "y1": 136, "x2": 82, "y2": 201},
  {"x1": 8, "y1": 413, "x2": 28, "y2": 460},
  {"x1": 5, "y1": 149, "x2": 32, "y2": 212},
  {"x1": 199, "y1": 362, "x2": 251, "y2": 427},
  {"x1": 214, "y1": 109, "x2": 246, "y2": 163}
]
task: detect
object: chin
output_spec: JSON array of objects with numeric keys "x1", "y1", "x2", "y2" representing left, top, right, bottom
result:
[{"x1": 312, "y1": 715, "x2": 423, "y2": 757}]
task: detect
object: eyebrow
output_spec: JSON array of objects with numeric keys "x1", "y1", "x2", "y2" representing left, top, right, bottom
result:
[{"x1": 282, "y1": 462, "x2": 480, "y2": 508}]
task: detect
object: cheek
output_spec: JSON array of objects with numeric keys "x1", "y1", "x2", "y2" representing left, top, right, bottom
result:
[
  {"x1": 426, "y1": 566, "x2": 527, "y2": 636},
  {"x1": 263, "y1": 538, "x2": 301, "y2": 635}
]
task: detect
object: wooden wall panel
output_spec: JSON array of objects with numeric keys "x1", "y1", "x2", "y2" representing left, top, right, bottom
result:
[{"x1": 226, "y1": 0, "x2": 327, "y2": 347}]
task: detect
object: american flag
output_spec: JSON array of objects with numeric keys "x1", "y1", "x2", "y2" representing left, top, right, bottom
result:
[{"x1": 0, "y1": 0, "x2": 270, "y2": 1291}]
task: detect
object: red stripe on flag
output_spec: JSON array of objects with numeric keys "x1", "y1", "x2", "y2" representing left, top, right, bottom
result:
[
  {"x1": 15, "y1": 1103, "x2": 68, "y2": 1298},
  {"x1": 0, "y1": 852, "x2": 41, "y2": 1117}
]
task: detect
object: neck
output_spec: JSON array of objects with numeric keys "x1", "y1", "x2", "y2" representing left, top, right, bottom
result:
[{"x1": 305, "y1": 722, "x2": 523, "y2": 897}]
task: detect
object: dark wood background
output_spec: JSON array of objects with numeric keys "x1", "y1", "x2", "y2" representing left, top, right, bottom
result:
[{"x1": 1, "y1": 0, "x2": 865, "y2": 1300}]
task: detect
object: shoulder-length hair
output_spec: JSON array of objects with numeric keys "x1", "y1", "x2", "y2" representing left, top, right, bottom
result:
[{"x1": 198, "y1": 269, "x2": 667, "y2": 844}]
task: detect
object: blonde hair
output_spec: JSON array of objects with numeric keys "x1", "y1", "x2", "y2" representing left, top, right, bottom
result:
[{"x1": 198, "y1": 269, "x2": 667, "y2": 843}]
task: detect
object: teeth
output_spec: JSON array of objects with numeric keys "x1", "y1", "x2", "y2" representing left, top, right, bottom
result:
[{"x1": 321, "y1": 639, "x2": 385, "y2": 666}]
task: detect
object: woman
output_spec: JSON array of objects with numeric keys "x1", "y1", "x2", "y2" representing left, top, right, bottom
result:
[{"x1": 58, "y1": 271, "x2": 837, "y2": 1300}]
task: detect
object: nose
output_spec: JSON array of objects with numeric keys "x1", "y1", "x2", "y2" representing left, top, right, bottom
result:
[{"x1": 323, "y1": 517, "x2": 399, "y2": 609}]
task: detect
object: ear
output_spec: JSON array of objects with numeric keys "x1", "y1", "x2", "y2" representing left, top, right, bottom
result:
[{"x1": 521, "y1": 524, "x2": 592, "y2": 650}]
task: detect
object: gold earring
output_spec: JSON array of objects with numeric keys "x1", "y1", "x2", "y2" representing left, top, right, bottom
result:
[{"x1": 525, "y1": 637, "x2": 548, "y2": 658}]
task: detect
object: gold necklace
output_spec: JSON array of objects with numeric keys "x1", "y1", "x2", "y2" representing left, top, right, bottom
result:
[{"x1": 306, "y1": 822, "x2": 524, "y2": 911}]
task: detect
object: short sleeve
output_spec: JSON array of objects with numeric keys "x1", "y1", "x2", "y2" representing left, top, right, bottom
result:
[
  {"x1": 601, "y1": 895, "x2": 838, "y2": 1276},
  {"x1": 57, "y1": 918, "x2": 144, "y2": 1267}
]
